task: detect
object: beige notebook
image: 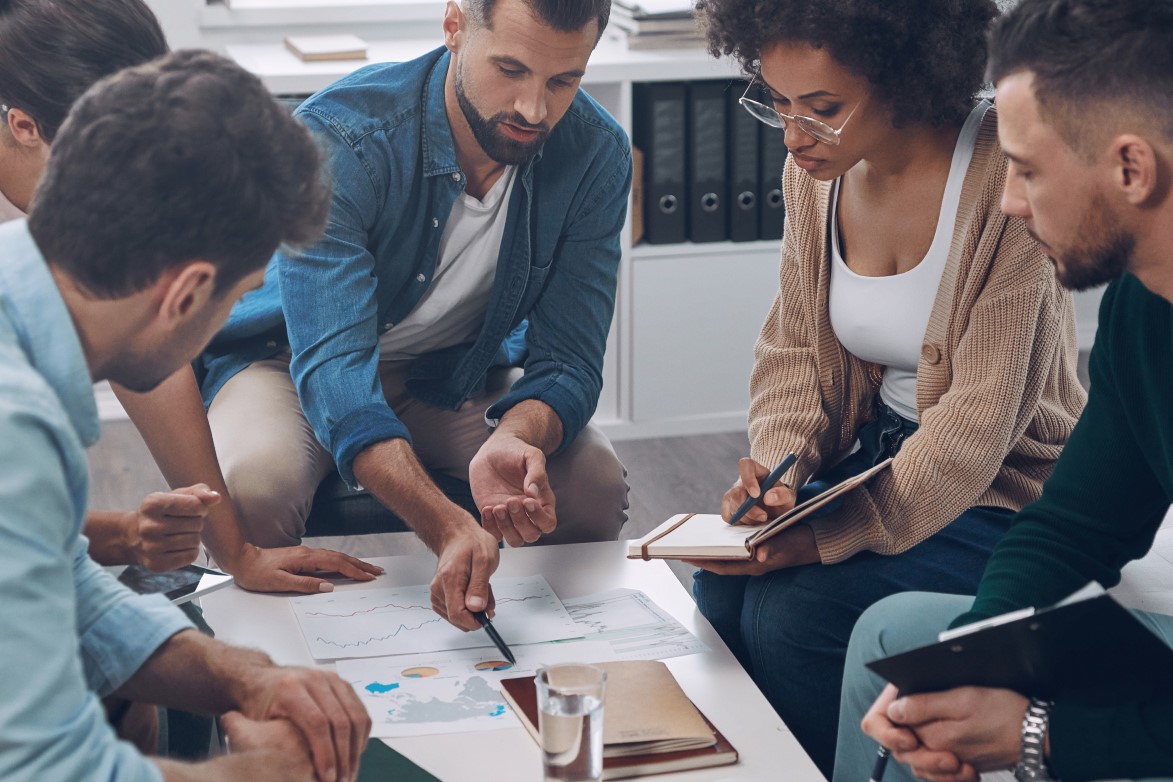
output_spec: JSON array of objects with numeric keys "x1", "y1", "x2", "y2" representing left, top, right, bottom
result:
[
  {"x1": 283, "y1": 34, "x2": 368, "y2": 62},
  {"x1": 500, "y1": 660, "x2": 738, "y2": 778},
  {"x1": 627, "y1": 458, "x2": 892, "y2": 560}
]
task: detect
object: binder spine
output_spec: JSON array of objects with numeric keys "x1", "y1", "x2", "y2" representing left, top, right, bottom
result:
[
  {"x1": 727, "y1": 81, "x2": 760, "y2": 243},
  {"x1": 759, "y1": 121, "x2": 789, "y2": 240},
  {"x1": 686, "y1": 81, "x2": 728, "y2": 243},
  {"x1": 634, "y1": 82, "x2": 687, "y2": 244}
]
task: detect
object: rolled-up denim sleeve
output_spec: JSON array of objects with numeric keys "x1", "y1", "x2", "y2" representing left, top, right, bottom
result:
[
  {"x1": 486, "y1": 132, "x2": 631, "y2": 450},
  {"x1": 0, "y1": 412, "x2": 176, "y2": 782},
  {"x1": 278, "y1": 111, "x2": 411, "y2": 486}
]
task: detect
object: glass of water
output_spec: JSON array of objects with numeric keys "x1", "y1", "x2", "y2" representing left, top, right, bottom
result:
[{"x1": 535, "y1": 663, "x2": 606, "y2": 782}]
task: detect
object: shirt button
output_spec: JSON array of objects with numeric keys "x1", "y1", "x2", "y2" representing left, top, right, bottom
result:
[
  {"x1": 383, "y1": 322, "x2": 393, "y2": 330},
  {"x1": 920, "y1": 343, "x2": 942, "y2": 365},
  {"x1": 432, "y1": 217, "x2": 439, "y2": 228},
  {"x1": 265, "y1": 340, "x2": 277, "y2": 349},
  {"x1": 416, "y1": 273, "x2": 426, "y2": 282},
  {"x1": 452, "y1": 172, "x2": 461, "y2": 182}
]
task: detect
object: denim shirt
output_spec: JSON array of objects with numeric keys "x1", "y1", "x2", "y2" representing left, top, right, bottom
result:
[
  {"x1": 200, "y1": 47, "x2": 631, "y2": 485},
  {"x1": 0, "y1": 221, "x2": 192, "y2": 781}
]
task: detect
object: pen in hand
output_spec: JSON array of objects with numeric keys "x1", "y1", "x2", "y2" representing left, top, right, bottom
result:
[
  {"x1": 869, "y1": 745, "x2": 890, "y2": 782},
  {"x1": 473, "y1": 610, "x2": 516, "y2": 665},
  {"x1": 728, "y1": 452, "x2": 798, "y2": 525}
]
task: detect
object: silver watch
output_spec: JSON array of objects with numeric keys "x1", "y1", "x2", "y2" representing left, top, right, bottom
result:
[{"x1": 1014, "y1": 697, "x2": 1057, "y2": 781}]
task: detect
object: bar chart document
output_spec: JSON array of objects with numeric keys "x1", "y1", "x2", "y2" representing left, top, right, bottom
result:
[{"x1": 291, "y1": 575, "x2": 585, "y2": 660}]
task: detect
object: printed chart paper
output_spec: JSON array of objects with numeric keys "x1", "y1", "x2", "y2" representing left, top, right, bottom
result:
[
  {"x1": 554, "y1": 588, "x2": 710, "y2": 660},
  {"x1": 339, "y1": 640, "x2": 617, "y2": 737},
  {"x1": 291, "y1": 575, "x2": 584, "y2": 660}
]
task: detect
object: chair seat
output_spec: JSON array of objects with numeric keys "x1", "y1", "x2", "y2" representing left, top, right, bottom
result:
[{"x1": 304, "y1": 470, "x2": 479, "y2": 537}]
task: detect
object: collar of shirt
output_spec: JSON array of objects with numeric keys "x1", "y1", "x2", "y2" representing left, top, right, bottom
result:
[{"x1": 0, "y1": 220, "x2": 100, "y2": 447}]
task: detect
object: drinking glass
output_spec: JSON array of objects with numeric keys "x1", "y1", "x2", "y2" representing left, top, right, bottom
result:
[{"x1": 535, "y1": 663, "x2": 606, "y2": 782}]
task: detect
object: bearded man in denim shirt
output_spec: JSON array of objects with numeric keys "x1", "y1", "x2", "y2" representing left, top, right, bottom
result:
[{"x1": 125, "y1": 0, "x2": 632, "y2": 632}]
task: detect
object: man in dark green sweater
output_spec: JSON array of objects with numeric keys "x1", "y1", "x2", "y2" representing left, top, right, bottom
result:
[{"x1": 831, "y1": 1, "x2": 1173, "y2": 781}]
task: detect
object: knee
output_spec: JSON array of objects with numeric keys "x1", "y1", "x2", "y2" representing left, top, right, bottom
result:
[
  {"x1": 849, "y1": 592, "x2": 958, "y2": 664},
  {"x1": 220, "y1": 455, "x2": 314, "y2": 548},
  {"x1": 545, "y1": 430, "x2": 630, "y2": 543}
]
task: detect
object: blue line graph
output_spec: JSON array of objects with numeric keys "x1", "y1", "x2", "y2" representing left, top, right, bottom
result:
[
  {"x1": 316, "y1": 617, "x2": 444, "y2": 649},
  {"x1": 291, "y1": 575, "x2": 582, "y2": 660}
]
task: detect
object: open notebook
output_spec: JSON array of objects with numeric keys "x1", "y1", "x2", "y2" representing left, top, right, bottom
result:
[{"x1": 627, "y1": 458, "x2": 892, "y2": 560}]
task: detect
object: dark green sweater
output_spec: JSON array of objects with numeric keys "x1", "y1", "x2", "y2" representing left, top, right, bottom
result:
[{"x1": 952, "y1": 273, "x2": 1173, "y2": 780}]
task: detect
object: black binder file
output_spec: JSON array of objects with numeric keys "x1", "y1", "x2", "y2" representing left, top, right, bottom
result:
[
  {"x1": 686, "y1": 81, "x2": 728, "y2": 242},
  {"x1": 633, "y1": 82, "x2": 687, "y2": 244},
  {"x1": 727, "y1": 81, "x2": 760, "y2": 242},
  {"x1": 759, "y1": 122, "x2": 789, "y2": 240}
]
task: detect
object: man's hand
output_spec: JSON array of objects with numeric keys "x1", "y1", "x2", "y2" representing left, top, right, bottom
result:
[
  {"x1": 721, "y1": 458, "x2": 797, "y2": 525},
  {"x1": 861, "y1": 683, "x2": 1029, "y2": 782},
  {"x1": 470, "y1": 433, "x2": 557, "y2": 547},
  {"x1": 430, "y1": 523, "x2": 501, "y2": 631},
  {"x1": 684, "y1": 523, "x2": 820, "y2": 576},
  {"x1": 227, "y1": 544, "x2": 383, "y2": 594},
  {"x1": 237, "y1": 666, "x2": 371, "y2": 782},
  {"x1": 125, "y1": 484, "x2": 221, "y2": 571}
]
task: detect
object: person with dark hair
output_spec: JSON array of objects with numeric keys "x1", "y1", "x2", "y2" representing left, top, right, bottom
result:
[
  {"x1": 837, "y1": 1, "x2": 1173, "y2": 780},
  {"x1": 0, "y1": 0, "x2": 165, "y2": 213},
  {"x1": 0, "y1": 49, "x2": 372, "y2": 782},
  {"x1": 122, "y1": 0, "x2": 631, "y2": 632},
  {"x1": 0, "y1": 0, "x2": 380, "y2": 597},
  {"x1": 686, "y1": 0, "x2": 1087, "y2": 773}
]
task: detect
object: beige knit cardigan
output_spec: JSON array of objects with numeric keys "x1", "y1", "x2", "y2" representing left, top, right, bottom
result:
[{"x1": 748, "y1": 107, "x2": 1087, "y2": 564}]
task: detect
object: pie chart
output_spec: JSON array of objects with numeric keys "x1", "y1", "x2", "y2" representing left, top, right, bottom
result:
[{"x1": 401, "y1": 666, "x2": 440, "y2": 678}]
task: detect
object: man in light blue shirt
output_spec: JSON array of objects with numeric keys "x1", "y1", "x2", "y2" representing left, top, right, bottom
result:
[{"x1": 0, "y1": 51, "x2": 369, "y2": 782}]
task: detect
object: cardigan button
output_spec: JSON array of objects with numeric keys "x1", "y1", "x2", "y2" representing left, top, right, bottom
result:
[{"x1": 921, "y1": 343, "x2": 942, "y2": 364}]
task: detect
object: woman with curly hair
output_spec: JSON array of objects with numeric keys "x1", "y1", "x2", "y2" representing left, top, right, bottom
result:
[{"x1": 686, "y1": 0, "x2": 1087, "y2": 773}]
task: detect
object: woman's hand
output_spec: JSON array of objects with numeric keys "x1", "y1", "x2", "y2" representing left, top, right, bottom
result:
[
  {"x1": 684, "y1": 523, "x2": 820, "y2": 575},
  {"x1": 721, "y1": 457, "x2": 798, "y2": 525}
]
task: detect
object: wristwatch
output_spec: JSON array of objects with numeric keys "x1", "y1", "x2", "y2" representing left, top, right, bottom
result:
[{"x1": 1014, "y1": 697, "x2": 1058, "y2": 781}]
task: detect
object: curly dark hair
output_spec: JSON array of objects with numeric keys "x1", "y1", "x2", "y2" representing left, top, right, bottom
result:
[{"x1": 696, "y1": 0, "x2": 999, "y2": 128}]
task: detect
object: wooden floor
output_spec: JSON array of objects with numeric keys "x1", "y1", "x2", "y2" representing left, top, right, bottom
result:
[{"x1": 86, "y1": 422, "x2": 751, "y2": 588}]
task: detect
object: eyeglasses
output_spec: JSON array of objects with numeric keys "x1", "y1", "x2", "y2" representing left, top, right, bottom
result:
[{"x1": 739, "y1": 74, "x2": 860, "y2": 146}]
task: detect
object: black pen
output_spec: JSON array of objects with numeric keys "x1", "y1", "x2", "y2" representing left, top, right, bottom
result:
[
  {"x1": 473, "y1": 610, "x2": 516, "y2": 665},
  {"x1": 728, "y1": 451, "x2": 798, "y2": 525},
  {"x1": 869, "y1": 745, "x2": 890, "y2": 782}
]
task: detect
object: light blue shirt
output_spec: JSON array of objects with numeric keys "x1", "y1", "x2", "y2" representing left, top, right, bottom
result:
[{"x1": 0, "y1": 220, "x2": 192, "y2": 781}]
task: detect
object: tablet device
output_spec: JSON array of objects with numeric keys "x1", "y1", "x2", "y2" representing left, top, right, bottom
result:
[{"x1": 117, "y1": 563, "x2": 234, "y2": 605}]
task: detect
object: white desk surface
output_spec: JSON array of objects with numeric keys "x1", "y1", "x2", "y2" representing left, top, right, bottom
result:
[{"x1": 201, "y1": 540, "x2": 822, "y2": 781}]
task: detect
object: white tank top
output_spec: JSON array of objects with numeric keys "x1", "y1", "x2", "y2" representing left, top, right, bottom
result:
[{"x1": 829, "y1": 101, "x2": 989, "y2": 422}]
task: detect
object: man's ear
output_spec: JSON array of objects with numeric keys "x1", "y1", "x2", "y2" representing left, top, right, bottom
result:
[
  {"x1": 443, "y1": 0, "x2": 467, "y2": 53},
  {"x1": 5, "y1": 107, "x2": 48, "y2": 150},
  {"x1": 157, "y1": 261, "x2": 218, "y2": 329},
  {"x1": 1111, "y1": 134, "x2": 1159, "y2": 207}
]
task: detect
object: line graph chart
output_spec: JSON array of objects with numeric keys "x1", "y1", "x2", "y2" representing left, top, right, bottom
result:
[{"x1": 290, "y1": 575, "x2": 586, "y2": 660}]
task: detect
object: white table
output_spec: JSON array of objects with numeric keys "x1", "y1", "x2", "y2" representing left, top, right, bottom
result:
[{"x1": 200, "y1": 541, "x2": 822, "y2": 781}]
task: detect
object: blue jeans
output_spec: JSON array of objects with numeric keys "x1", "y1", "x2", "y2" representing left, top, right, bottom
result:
[
  {"x1": 833, "y1": 592, "x2": 1173, "y2": 782},
  {"x1": 693, "y1": 402, "x2": 1013, "y2": 777}
]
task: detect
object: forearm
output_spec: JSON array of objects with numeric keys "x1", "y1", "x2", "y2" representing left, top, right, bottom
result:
[
  {"x1": 83, "y1": 510, "x2": 136, "y2": 566},
  {"x1": 114, "y1": 369, "x2": 251, "y2": 567},
  {"x1": 352, "y1": 437, "x2": 476, "y2": 553},
  {"x1": 113, "y1": 628, "x2": 270, "y2": 715},
  {"x1": 494, "y1": 399, "x2": 563, "y2": 455}
]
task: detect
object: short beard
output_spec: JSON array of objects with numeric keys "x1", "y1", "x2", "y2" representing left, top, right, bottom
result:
[
  {"x1": 1052, "y1": 193, "x2": 1133, "y2": 292},
  {"x1": 455, "y1": 59, "x2": 548, "y2": 165}
]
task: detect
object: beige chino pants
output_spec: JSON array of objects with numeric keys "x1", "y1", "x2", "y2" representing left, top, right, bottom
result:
[{"x1": 207, "y1": 351, "x2": 629, "y2": 548}]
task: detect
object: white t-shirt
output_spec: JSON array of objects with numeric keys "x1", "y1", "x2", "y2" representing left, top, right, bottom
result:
[
  {"x1": 828, "y1": 101, "x2": 989, "y2": 422},
  {"x1": 379, "y1": 165, "x2": 517, "y2": 361}
]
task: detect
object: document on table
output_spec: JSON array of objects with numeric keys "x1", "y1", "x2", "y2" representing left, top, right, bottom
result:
[
  {"x1": 339, "y1": 640, "x2": 617, "y2": 738},
  {"x1": 552, "y1": 588, "x2": 710, "y2": 660},
  {"x1": 290, "y1": 575, "x2": 584, "y2": 660}
]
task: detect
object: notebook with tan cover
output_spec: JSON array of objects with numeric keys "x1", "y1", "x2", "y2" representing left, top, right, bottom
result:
[
  {"x1": 627, "y1": 458, "x2": 892, "y2": 560},
  {"x1": 500, "y1": 660, "x2": 738, "y2": 779}
]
